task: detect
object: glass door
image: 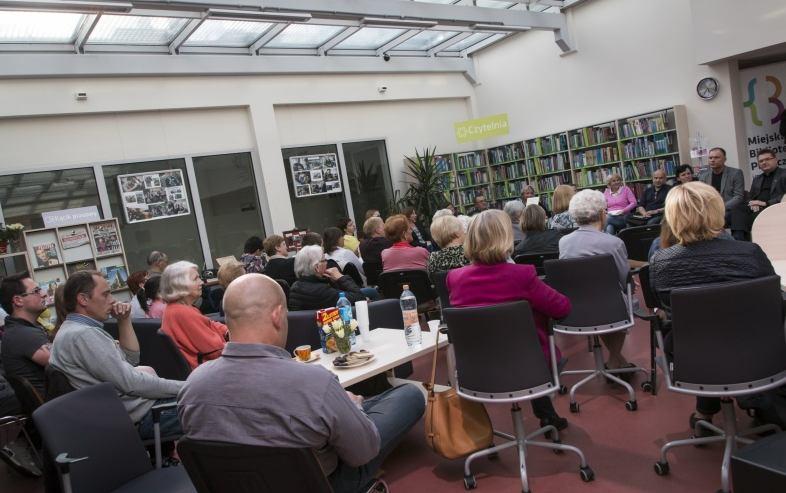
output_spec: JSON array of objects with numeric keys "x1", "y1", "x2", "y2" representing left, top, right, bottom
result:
[{"x1": 342, "y1": 140, "x2": 394, "y2": 228}]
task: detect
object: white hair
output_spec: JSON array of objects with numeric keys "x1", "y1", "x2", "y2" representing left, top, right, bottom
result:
[
  {"x1": 569, "y1": 189, "x2": 607, "y2": 225},
  {"x1": 503, "y1": 200, "x2": 524, "y2": 222},
  {"x1": 432, "y1": 208, "x2": 453, "y2": 222},
  {"x1": 160, "y1": 260, "x2": 199, "y2": 303},
  {"x1": 294, "y1": 245, "x2": 323, "y2": 279},
  {"x1": 456, "y1": 214, "x2": 473, "y2": 232}
]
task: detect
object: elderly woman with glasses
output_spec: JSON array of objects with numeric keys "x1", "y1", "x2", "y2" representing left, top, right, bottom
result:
[
  {"x1": 288, "y1": 245, "x2": 366, "y2": 311},
  {"x1": 160, "y1": 261, "x2": 228, "y2": 369}
]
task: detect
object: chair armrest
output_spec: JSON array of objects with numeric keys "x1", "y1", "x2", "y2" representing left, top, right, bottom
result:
[
  {"x1": 56, "y1": 452, "x2": 88, "y2": 493},
  {"x1": 633, "y1": 307, "x2": 658, "y2": 322},
  {"x1": 150, "y1": 401, "x2": 178, "y2": 469},
  {"x1": 151, "y1": 401, "x2": 177, "y2": 422}
]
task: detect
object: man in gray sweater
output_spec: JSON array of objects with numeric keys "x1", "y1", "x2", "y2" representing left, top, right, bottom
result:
[{"x1": 49, "y1": 271, "x2": 183, "y2": 439}]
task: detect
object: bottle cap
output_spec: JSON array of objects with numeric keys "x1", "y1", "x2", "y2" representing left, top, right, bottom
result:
[
  {"x1": 402, "y1": 284, "x2": 409, "y2": 290},
  {"x1": 339, "y1": 292, "x2": 345, "y2": 297}
]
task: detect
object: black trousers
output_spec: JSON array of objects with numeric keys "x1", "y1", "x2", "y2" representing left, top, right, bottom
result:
[{"x1": 531, "y1": 396, "x2": 558, "y2": 420}]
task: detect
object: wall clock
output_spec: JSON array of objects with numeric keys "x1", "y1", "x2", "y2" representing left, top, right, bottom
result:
[{"x1": 697, "y1": 77, "x2": 719, "y2": 100}]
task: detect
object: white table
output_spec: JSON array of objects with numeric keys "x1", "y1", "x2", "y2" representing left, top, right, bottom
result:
[
  {"x1": 773, "y1": 260, "x2": 786, "y2": 291},
  {"x1": 311, "y1": 328, "x2": 448, "y2": 388}
]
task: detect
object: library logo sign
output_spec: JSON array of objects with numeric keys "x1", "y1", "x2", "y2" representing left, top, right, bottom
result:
[
  {"x1": 739, "y1": 61, "x2": 786, "y2": 176},
  {"x1": 454, "y1": 113, "x2": 509, "y2": 144}
]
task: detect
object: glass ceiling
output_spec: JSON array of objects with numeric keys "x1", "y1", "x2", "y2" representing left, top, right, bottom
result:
[{"x1": 0, "y1": 0, "x2": 565, "y2": 57}]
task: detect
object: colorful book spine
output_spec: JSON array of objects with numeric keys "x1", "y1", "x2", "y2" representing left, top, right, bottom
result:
[
  {"x1": 573, "y1": 145, "x2": 620, "y2": 168},
  {"x1": 620, "y1": 112, "x2": 668, "y2": 138}
]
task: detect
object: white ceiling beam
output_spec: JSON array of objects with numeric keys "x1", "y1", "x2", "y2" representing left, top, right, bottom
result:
[
  {"x1": 427, "y1": 31, "x2": 472, "y2": 56},
  {"x1": 375, "y1": 29, "x2": 420, "y2": 56},
  {"x1": 73, "y1": 13, "x2": 100, "y2": 53},
  {"x1": 168, "y1": 17, "x2": 206, "y2": 54},
  {"x1": 318, "y1": 26, "x2": 357, "y2": 55},
  {"x1": 248, "y1": 23, "x2": 287, "y2": 55}
]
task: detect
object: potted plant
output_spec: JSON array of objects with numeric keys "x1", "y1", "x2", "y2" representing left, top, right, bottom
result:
[
  {"x1": 402, "y1": 147, "x2": 447, "y2": 227},
  {"x1": 0, "y1": 223, "x2": 24, "y2": 254}
]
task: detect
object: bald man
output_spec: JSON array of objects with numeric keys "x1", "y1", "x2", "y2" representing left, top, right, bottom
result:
[
  {"x1": 630, "y1": 168, "x2": 671, "y2": 226},
  {"x1": 177, "y1": 274, "x2": 424, "y2": 493}
]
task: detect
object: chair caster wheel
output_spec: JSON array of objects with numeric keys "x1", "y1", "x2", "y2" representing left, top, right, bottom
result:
[
  {"x1": 579, "y1": 466, "x2": 595, "y2": 482},
  {"x1": 487, "y1": 452, "x2": 499, "y2": 461},
  {"x1": 641, "y1": 381, "x2": 653, "y2": 393},
  {"x1": 654, "y1": 461, "x2": 670, "y2": 476},
  {"x1": 625, "y1": 400, "x2": 638, "y2": 411},
  {"x1": 558, "y1": 385, "x2": 568, "y2": 395},
  {"x1": 464, "y1": 474, "x2": 477, "y2": 490},
  {"x1": 569, "y1": 402, "x2": 580, "y2": 413}
]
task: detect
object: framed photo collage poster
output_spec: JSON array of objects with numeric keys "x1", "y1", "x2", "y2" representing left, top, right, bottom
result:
[
  {"x1": 117, "y1": 169, "x2": 191, "y2": 224},
  {"x1": 289, "y1": 153, "x2": 343, "y2": 198}
]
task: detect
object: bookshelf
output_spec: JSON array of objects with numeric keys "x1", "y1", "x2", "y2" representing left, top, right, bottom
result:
[{"x1": 436, "y1": 106, "x2": 688, "y2": 214}]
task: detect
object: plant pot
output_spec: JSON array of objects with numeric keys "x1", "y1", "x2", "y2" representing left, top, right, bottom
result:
[{"x1": 335, "y1": 333, "x2": 352, "y2": 355}]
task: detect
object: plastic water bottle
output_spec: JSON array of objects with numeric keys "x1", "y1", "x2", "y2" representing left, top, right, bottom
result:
[
  {"x1": 400, "y1": 285, "x2": 422, "y2": 349},
  {"x1": 336, "y1": 292, "x2": 356, "y2": 345}
]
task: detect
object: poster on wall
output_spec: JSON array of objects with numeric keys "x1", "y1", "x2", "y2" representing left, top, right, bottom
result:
[
  {"x1": 117, "y1": 169, "x2": 190, "y2": 223},
  {"x1": 289, "y1": 153, "x2": 342, "y2": 198},
  {"x1": 739, "y1": 61, "x2": 786, "y2": 177}
]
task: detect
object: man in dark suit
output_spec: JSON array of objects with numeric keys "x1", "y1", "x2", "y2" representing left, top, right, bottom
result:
[
  {"x1": 697, "y1": 147, "x2": 744, "y2": 231},
  {"x1": 730, "y1": 148, "x2": 786, "y2": 240}
]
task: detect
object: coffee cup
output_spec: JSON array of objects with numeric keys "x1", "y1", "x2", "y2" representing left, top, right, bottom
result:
[{"x1": 294, "y1": 345, "x2": 312, "y2": 361}]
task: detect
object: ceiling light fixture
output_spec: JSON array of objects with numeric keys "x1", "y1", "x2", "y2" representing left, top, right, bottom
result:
[
  {"x1": 208, "y1": 9, "x2": 312, "y2": 22},
  {"x1": 361, "y1": 17, "x2": 438, "y2": 28},
  {"x1": 0, "y1": 0, "x2": 132, "y2": 12},
  {"x1": 471, "y1": 23, "x2": 531, "y2": 32}
]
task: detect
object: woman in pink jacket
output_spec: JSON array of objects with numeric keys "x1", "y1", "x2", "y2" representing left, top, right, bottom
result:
[
  {"x1": 447, "y1": 209, "x2": 571, "y2": 432},
  {"x1": 603, "y1": 173, "x2": 637, "y2": 235}
]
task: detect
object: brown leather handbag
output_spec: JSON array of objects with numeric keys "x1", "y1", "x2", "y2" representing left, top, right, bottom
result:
[{"x1": 423, "y1": 330, "x2": 493, "y2": 460}]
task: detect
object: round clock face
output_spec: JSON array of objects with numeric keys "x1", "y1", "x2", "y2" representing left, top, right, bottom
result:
[{"x1": 697, "y1": 77, "x2": 719, "y2": 100}]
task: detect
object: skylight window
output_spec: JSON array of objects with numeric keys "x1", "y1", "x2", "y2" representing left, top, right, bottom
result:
[
  {"x1": 265, "y1": 24, "x2": 345, "y2": 49},
  {"x1": 87, "y1": 15, "x2": 189, "y2": 45},
  {"x1": 183, "y1": 19, "x2": 273, "y2": 48},
  {"x1": 392, "y1": 30, "x2": 459, "y2": 51},
  {"x1": 442, "y1": 32, "x2": 495, "y2": 51},
  {"x1": 0, "y1": 11, "x2": 86, "y2": 43},
  {"x1": 333, "y1": 27, "x2": 405, "y2": 50}
]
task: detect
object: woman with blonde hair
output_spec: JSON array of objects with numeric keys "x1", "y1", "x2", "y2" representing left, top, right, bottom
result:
[
  {"x1": 427, "y1": 215, "x2": 470, "y2": 273},
  {"x1": 603, "y1": 173, "x2": 637, "y2": 234},
  {"x1": 160, "y1": 261, "x2": 228, "y2": 369},
  {"x1": 447, "y1": 209, "x2": 571, "y2": 431},
  {"x1": 650, "y1": 181, "x2": 774, "y2": 433},
  {"x1": 547, "y1": 184, "x2": 578, "y2": 230}
]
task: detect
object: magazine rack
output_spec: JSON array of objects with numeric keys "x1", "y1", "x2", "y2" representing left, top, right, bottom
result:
[{"x1": 22, "y1": 218, "x2": 130, "y2": 308}]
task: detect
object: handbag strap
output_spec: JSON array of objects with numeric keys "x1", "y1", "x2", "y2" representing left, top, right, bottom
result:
[{"x1": 423, "y1": 326, "x2": 441, "y2": 396}]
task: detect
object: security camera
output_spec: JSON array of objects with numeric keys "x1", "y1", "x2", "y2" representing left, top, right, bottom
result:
[
  {"x1": 382, "y1": 53, "x2": 391, "y2": 62},
  {"x1": 377, "y1": 86, "x2": 388, "y2": 94}
]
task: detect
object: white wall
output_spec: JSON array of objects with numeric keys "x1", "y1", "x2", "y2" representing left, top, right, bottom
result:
[{"x1": 471, "y1": 0, "x2": 748, "y2": 180}]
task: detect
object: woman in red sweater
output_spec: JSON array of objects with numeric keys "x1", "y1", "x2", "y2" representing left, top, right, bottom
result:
[
  {"x1": 160, "y1": 261, "x2": 228, "y2": 369},
  {"x1": 447, "y1": 209, "x2": 571, "y2": 431},
  {"x1": 381, "y1": 214, "x2": 429, "y2": 272}
]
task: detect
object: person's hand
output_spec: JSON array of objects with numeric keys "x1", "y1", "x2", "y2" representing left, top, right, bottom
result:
[
  {"x1": 751, "y1": 205, "x2": 761, "y2": 213},
  {"x1": 111, "y1": 302, "x2": 132, "y2": 320},
  {"x1": 636, "y1": 207, "x2": 646, "y2": 216},
  {"x1": 749, "y1": 200, "x2": 766, "y2": 209},
  {"x1": 135, "y1": 365, "x2": 158, "y2": 376},
  {"x1": 325, "y1": 267, "x2": 343, "y2": 281},
  {"x1": 345, "y1": 391, "x2": 364, "y2": 408}
]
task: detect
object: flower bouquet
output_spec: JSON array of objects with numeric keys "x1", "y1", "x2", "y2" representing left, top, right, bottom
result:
[{"x1": 322, "y1": 318, "x2": 359, "y2": 355}]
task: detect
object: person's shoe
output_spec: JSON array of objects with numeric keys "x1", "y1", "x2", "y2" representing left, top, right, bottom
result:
[
  {"x1": 689, "y1": 413, "x2": 714, "y2": 438},
  {"x1": 0, "y1": 441, "x2": 42, "y2": 477},
  {"x1": 540, "y1": 414, "x2": 568, "y2": 439},
  {"x1": 161, "y1": 456, "x2": 181, "y2": 468},
  {"x1": 365, "y1": 479, "x2": 389, "y2": 493}
]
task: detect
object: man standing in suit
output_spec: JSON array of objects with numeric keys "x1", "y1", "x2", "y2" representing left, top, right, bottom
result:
[
  {"x1": 698, "y1": 147, "x2": 744, "y2": 236},
  {"x1": 730, "y1": 148, "x2": 786, "y2": 240}
]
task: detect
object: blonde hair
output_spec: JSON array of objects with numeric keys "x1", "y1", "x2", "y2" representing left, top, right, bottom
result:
[
  {"x1": 217, "y1": 259, "x2": 245, "y2": 289},
  {"x1": 664, "y1": 181, "x2": 725, "y2": 245},
  {"x1": 430, "y1": 215, "x2": 463, "y2": 248},
  {"x1": 362, "y1": 216, "x2": 383, "y2": 238},
  {"x1": 464, "y1": 210, "x2": 513, "y2": 265},
  {"x1": 605, "y1": 173, "x2": 622, "y2": 186},
  {"x1": 551, "y1": 184, "x2": 576, "y2": 214},
  {"x1": 160, "y1": 261, "x2": 199, "y2": 303}
]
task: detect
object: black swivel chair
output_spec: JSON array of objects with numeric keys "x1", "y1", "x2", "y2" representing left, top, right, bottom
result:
[
  {"x1": 154, "y1": 330, "x2": 194, "y2": 381},
  {"x1": 513, "y1": 251, "x2": 560, "y2": 276},
  {"x1": 544, "y1": 254, "x2": 644, "y2": 412},
  {"x1": 8, "y1": 375, "x2": 44, "y2": 416},
  {"x1": 44, "y1": 366, "x2": 75, "y2": 402},
  {"x1": 177, "y1": 437, "x2": 331, "y2": 493},
  {"x1": 365, "y1": 298, "x2": 413, "y2": 379},
  {"x1": 284, "y1": 310, "x2": 320, "y2": 354},
  {"x1": 32, "y1": 383, "x2": 194, "y2": 493},
  {"x1": 632, "y1": 264, "x2": 660, "y2": 394},
  {"x1": 652, "y1": 276, "x2": 786, "y2": 493},
  {"x1": 444, "y1": 301, "x2": 594, "y2": 492},
  {"x1": 430, "y1": 270, "x2": 451, "y2": 316},
  {"x1": 617, "y1": 223, "x2": 661, "y2": 262},
  {"x1": 377, "y1": 270, "x2": 436, "y2": 306}
]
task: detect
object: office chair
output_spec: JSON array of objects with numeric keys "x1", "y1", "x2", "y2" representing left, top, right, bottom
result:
[
  {"x1": 513, "y1": 251, "x2": 560, "y2": 276},
  {"x1": 617, "y1": 224, "x2": 661, "y2": 262}
]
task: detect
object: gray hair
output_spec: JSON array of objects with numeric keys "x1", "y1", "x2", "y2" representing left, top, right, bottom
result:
[
  {"x1": 432, "y1": 208, "x2": 453, "y2": 222},
  {"x1": 503, "y1": 200, "x2": 524, "y2": 223},
  {"x1": 160, "y1": 260, "x2": 198, "y2": 303},
  {"x1": 147, "y1": 250, "x2": 167, "y2": 267},
  {"x1": 456, "y1": 214, "x2": 473, "y2": 232},
  {"x1": 294, "y1": 245, "x2": 323, "y2": 279},
  {"x1": 569, "y1": 189, "x2": 607, "y2": 225}
]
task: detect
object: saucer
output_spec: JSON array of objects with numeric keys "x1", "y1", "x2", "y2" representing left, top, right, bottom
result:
[{"x1": 292, "y1": 352, "x2": 320, "y2": 363}]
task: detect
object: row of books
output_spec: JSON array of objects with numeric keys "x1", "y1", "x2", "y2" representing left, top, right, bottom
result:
[
  {"x1": 533, "y1": 153, "x2": 569, "y2": 174},
  {"x1": 457, "y1": 185, "x2": 491, "y2": 206},
  {"x1": 573, "y1": 145, "x2": 620, "y2": 167},
  {"x1": 536, "y1": 172, "x2": 572, "y2": 192},
  {"x1": 493, "y1": 180, "x2": 531, "y2": 200},
  {"x1": 621, "y1": 158, "x2": 677, "y2": 181},
  {"x1": 435, "y1": 155, "x2": 453, "y2": 174},
  {"x1": 526, "y1": 133, "x2": 568, "y2": 156},
  {"x1": 569, "y1": 124, "x2": 617, "y2": 149},
  {"x1": 621, "y1": 134, "x2": 673, "y2": 160},
  {"x1": 488, "y1": 143, "x2": 525, "y2": 165},
  {"x1": 620, "y1": 112, "x2": 669, "y2": 138},
  {"x1": 438, "y1": 174, "x2": 454, "y2": 190},
  {"x1": 576, "y1": 166, "x2": 622, "y2": 187},
  {"x1": 455, "y1": 151, "x2": 486, "y2": 170},
  {"x1": 492, "y1": 162, "x2": 528, "y2": 182},
  {"x1": 456, "y1": 169, "x2": 489, "y2": 188}
]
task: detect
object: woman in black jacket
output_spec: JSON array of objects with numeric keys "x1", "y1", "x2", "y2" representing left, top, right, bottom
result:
[
  {"x1": 513, "y1": 204, "x2": 569, "y2": 257},
  {"x1": 288, "y1": 245, "x2": 365, "y2": 311}
]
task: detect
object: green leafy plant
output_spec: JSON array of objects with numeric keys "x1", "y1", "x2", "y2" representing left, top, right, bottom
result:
[{"x1": 402, "y1": 147, "x2": 447, "y2": 227}]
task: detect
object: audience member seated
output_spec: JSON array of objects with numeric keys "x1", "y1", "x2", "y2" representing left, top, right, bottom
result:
[
  {"x1": 178, "y1": 274, "x2": 424, "y2": 493},
  {"x1": 216, "y1": 259, "x2": 245, "y2": 316},
  {"x1": 126, "y1": 270, "x2": 148, "y2": 318},
  {"x1": 337, "y1": 218, "x2": 360, "y2": 255},
  {"x1": 547, "y1": 184, "x2": 577, "y2": 230},
  {"x1": 629, "y1": 168, "x2": 670, "y2": 226},
  {"x1": 240, "y1": 236, "x2": 267, "y2": 274},
  {"x1": 504, "y1": 200, "x2": 526, "y2": 244},
  {"x1": 447, "y1": 210, "x2": 570, "y2": 431},
  {"x1": 289, "y1": 246, "x2": 366, "y2": 311},
  {"x1": 521, "y1": 185, "x2": 551, "y2": 217},
  {"x1": 262, "y1": 234, "x2": 297, "y2": 287},
  {"x1": 160, "y1": 261, "x2": 228, "y2": 369},
  {"x1": 0, "y1": 272, "x2": 51, "y2": 395},
  {"x1": 365, "y1": 209, "x2": 381, "y2": 220},
  {"x1": 674, "y1": 163, "x2": 695, "y2": 185},
  {"x1": 49, "y1": 271, "x2": 183, "y2": 440},
  {"x1": 698, "y1": 147, "x2": 744, "y2": 234},
  {"x1": 650, "y1": 181, "x2": 775, "y2": 433},
  {"x1": 431, "y1": 208, "x2": 453, "y2": 222},
  {"x1": 137, "y1": 274, "x2": 166, "y2": 319},
  {"x1": 603, "y1": 174, "x2": 637, "y2": 234},
  {"x1": 514, "y1": 204, "x2": 566, "y2": 257},
  {"x1": 146, "y1": 250, "x2": 169, "y2": 276},
  {"x1": 301, "y1": 231, "x2": 323, "y2": 247},
  {"x1": 324, "y1": 227, "x2": 366, "y2": 286},
  {"x1": 730, "y1": 148, "x2": 786, "y2": 241},
  {"x1": 427, "y1": 215, "x2": 469, "y2": 273},
  {"x1": 559, "y1": 189, "x2": 633, "y2": 375},
  {"x1": 467, "y1": 195, "x2": 489, "y2": 217},
  {"x1": 359, "y1": 217, "x2": 391, "y2": 286},
  {"x1": 381, "y1": 215, "x2": 429, "y2": 272},
  {"x1": 457, "y1": 214, "x2": 473, "y2": 232},
  {"x1": 647, "y1": 219, "x2": 678, "y2": 262},
  {"x1": 403, "y1": 206, "x2": 431, "y2": 249}
]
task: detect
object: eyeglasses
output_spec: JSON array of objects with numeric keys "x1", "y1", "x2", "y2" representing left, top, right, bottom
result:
[{"x1": 17, "y1": 287, "x2": 43, "y2": 297}]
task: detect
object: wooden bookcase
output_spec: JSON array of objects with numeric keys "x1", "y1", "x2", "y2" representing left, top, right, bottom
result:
[{"x1": 22, "y1": 218, "x2": 131, "y2": 307}]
